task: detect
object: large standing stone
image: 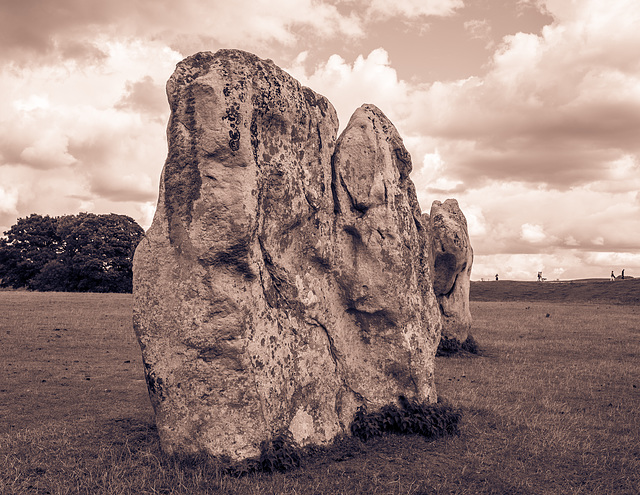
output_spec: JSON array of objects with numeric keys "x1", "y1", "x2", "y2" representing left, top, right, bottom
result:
[
  {"x1": 133, "y1": 49, "x2": 442, "y2": 461},
  {"x1": 428, "y1": 199, "x2": 473, "y2": 342}
]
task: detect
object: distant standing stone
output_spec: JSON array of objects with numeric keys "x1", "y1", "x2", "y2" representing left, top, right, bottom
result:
[{"x1": 428, "y1": 199, "x2": 473, "y2": 342}]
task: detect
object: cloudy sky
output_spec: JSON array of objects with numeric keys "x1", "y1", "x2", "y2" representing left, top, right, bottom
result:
[{"x1": 1, "y1": 0, "x2": 639, "y2": 281}]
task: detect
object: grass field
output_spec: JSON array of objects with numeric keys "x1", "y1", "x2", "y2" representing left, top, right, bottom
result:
[
  {"x1": 1, "y1": 284, "x2": 639, "y2": 494},
  {"x1": 470, "y1": 278, "x2": 640, "y2": 305}
]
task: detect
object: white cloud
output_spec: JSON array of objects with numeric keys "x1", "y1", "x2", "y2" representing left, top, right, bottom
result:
[
  {"x1": 471, "y1": 249, "x2": 623, "y2": 281},
  {"x1": 365, "y1": 0, "x2": 463, "y2": 18},
  {"x1": 459, "y1": 204, "x2": 487, "y2": 238},
  {"x1": 434, "y1": 180, "x2": 640, "y2": 270},
  {"x1": 413, "y1": 149, "x2": 463, "y2": 198},
  {"x1": 19, "y1": 129, "x2": 76, "y2": 169},
  {"x1": 0, "y1": 164, "x2": 91, "y2": 235},
  {"x1": 399, "y1": 0, "x2": 640, "y2": 192},
  {"x1": 0, "y1": 0, "x2": 367, "y2": 66},
  {"x1": 0, "y1": 38, "x2": 176, "y2": 234},
  {"x1": 564, "y1": 235, "x2": 579, "y2": 247},
  {"x1": 585, "y1": 251, "x2": 640, "y2": 270},
  {"x1": 288, "y1": 48, "x2": 411, "y2": 132},
  {"x1": 138, "y1": 202, "x2": 157, "y2": 231},
  {"x1": 464, "y1": 19, "x2": 494, "y2": 48},
  {"x1": 521, "y1": 223, "x2": 547, "y2": 243},
  {"x1": 0, "y1": 186, "x2": 19, "y2": 216},
  {"x1": 472, "y1": 253, "x2": 560, "y2": 281},
  {"x1": 1, "y1": 0, "x2": 470, "y2": 68},
  {"x1": 13, "y1": 95, "x2": 50, "y2": 112},
  {"x1": 498, "y1": 247, "x2": 640, "y2": 281},
  {"x1": 194, "y1": 0, "x2": 364, "y2": 45}
]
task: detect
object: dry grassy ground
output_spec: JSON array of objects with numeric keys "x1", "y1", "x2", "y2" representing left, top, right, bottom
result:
[
  {"x1": 471, "y1": 278, "x2": 640, "y2": 305},
  {"x1": 1, "y1": 285, "x2": 639, "y2": 494}
]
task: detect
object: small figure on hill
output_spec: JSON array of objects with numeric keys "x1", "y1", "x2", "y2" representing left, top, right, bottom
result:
[
  {"x1": 622, "y1": 269, "x2": 625, "y2": 280},
  {"x1": 537, "y1": 271, "x2": 542, "y2": 282},
  {"x1": 495, "y1": 274, "x2": 499, "y2": 281},
  {"x1": 611, "y1": 270, "x2": 616, "y2": 281}
]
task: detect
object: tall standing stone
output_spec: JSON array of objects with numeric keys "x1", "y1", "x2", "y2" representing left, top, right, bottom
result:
[
  {"x1": 428, "y1": 199, "x2": 473, "y2": 342},
  {"x1": 133, "y1": 49, "x2": 443, "y2": 461},
  {"x1": 331, "y1": 105, "x2": 439, "y2": 402}
]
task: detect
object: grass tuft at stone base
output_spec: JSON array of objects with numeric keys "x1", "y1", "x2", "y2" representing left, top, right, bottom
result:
[
  {"x1": 436, "y1": 334, "x2": 479, "y2": 356},
  {"x1": 350, "y1": 396, "x2": 461, "y2": 442}
]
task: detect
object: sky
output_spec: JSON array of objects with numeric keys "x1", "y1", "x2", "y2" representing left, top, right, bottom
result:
[{"x1": 1, "y1": 0, "x2": 639, "y2": 281}]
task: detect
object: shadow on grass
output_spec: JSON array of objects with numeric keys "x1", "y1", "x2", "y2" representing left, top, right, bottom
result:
[{"x1": 155, "y1": 398, "x2": 462, "y2": 477}]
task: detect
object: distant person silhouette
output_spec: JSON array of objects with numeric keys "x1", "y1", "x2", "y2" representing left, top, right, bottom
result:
[
  {"x1": 611, "y1": 270, "x2": 615, "y2": 281},
  {"x1": 537, "y1": 271, "x2": 542, "y2": 282},
  {"x1": 622, "y1": 269, "x2": 625, "y2": 279},
  {"x1": 495, "y1": 274, "x2": 499, "y2": 281}
]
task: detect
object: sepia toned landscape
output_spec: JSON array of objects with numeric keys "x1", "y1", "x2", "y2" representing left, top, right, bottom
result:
[
  {"x1": 3, "y1": 2, "x2": 640, "y2": 493},
  {"x1": 1, "y1": 280, "x2": 638, "y2": 494}
]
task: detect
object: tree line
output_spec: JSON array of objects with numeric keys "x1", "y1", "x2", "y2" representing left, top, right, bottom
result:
[{"x1": 0, "y1": 213, "x2": 145, "y2": 293}]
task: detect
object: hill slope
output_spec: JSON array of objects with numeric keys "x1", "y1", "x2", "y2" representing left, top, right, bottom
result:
[{"x1": 470, "y1": 278, "x2": 640, "y2": 305}]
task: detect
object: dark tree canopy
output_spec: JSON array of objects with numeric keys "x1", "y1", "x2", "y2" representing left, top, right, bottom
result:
[
  {"x1": 0, "y1": 213, "x2": 145, "y2": 293},
  {"x1": 0, "y1": 214, "x2": 60, "y2": 289}
]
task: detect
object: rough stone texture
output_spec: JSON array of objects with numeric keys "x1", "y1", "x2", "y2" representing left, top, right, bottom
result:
[
  {"x1": 133, "y1": 49, "x2": 442, "y2": 461},
  {"x1": 428, "y1": 199, "x2": 473, "y2": 342}
]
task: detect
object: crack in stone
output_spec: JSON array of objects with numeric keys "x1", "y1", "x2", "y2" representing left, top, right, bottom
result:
[{"x1": 309, "y1": 316, "x2": 366, "y2": 405}]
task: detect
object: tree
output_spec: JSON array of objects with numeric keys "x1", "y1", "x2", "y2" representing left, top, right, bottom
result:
[
  {"x1": 0, "y1": 213, "x2": 145, "y2": 293},
  {"x1": 0, "y1": 214, "x2": 61, "y2": 288}
]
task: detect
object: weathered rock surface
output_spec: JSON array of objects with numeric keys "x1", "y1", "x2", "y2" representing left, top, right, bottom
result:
[
  {"x1": 133, "y1": 49, "x2": 443, "y2": 461},
  {"x1": 428, "y1": 199, "x2": 473, "y2": 342}
]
